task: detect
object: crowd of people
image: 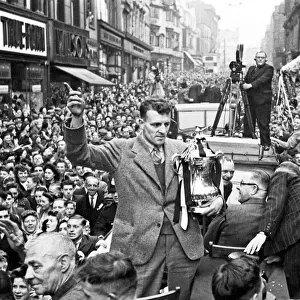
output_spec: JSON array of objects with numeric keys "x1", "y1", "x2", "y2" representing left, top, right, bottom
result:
[{"x1": 0, "y1": 60, "x2": 300, "y2": 300}]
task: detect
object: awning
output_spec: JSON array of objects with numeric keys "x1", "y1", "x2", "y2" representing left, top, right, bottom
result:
[
  {"x1": 195, "y1": 59, "x2": 203, "y2": 66},
  {"x1": 184, "y1": 51, "x2": 198, "y2": 66},
  {"x1": 55, "y1": 66, "x2": 115, "y2": 86}
]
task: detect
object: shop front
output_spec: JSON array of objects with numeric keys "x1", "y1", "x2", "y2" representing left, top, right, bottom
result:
[
  {"x1": 0, "y1": 7, "x2": 47, "y2": 115},
  {"x1": 98, "y1": 20, "x2": 124, "y2": 82},
  {"x1": 123, "y1": 33, "x2": 152, "y2": 84},
  {"x1": 48, "y1": 20, "x2": 113, "y2": 107}
]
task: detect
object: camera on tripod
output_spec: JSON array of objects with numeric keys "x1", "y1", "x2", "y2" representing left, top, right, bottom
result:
[
  {"x1": 229, "y1": 44, "x2": 246, "y2": 83},
  {"x1": 151, "y1": 66, "x2": 161, "y2": 83}
]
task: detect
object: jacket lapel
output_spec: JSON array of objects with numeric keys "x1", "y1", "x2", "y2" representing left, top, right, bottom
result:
[
  {"x1": 132, "y1": 135, "x2": 161, "y2": 188},
  {"x1": 252, "y1": 64, "x2": 268, "y2": 80}
]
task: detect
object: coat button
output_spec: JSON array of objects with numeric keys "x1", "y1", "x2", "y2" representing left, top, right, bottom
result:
[{"x1": 157, "y1": 223, "x2": 161, "y2": 228}]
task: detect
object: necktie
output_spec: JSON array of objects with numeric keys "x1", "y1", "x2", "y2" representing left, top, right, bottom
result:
[
  {"x1": 152, "y1": 147, "x2": 163, "y2": 164},
  {"x1": 90, "y1": 195, "x2": 95, "y2": 208}
]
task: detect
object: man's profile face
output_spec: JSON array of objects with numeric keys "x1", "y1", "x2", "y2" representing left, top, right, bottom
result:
[
  {"x1": 221, "y1": 161, "x2": 235, "y2": 186},
  {"x1": 295, "y1": 154, "x2": 300, "y2": 166},
  {"x1": 25, "y1": 245, "x2": 62, "y2": 295},
  {"x1": 142, "y1": 110, "x2": 171, "y2": 146},
  {"x1": 236, "y1": 173, "x2": 257, "y2": 203}
]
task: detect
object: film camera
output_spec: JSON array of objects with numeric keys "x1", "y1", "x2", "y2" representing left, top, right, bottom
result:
[
  {"x1": 229, "y1": 44, "x2": 246, "y2": 83},
  {"x1": 151, "y1": 66, "x2": 161, "y2": 83}
]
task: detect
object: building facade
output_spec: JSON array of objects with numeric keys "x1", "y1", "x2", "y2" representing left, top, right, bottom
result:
[
  {"x1": 149, "y1": 0, "x2": 183, "y2": 74},
  {"x1": 0, "y1": 1, "x2": 48, "y2": 113}
]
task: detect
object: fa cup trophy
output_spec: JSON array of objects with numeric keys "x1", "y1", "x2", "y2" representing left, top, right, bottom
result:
[{"x1": 172, "y1": 127, "x2": 223, "y2": 231}]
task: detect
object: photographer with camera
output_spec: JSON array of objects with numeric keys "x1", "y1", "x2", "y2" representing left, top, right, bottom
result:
[{"x1": 242, "y1": 51, "x2": 274, "y2": 151}]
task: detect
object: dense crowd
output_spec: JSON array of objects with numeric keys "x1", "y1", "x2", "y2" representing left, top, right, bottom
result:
[{"x1": 1, "y1": 66, "x2": 300, "y2": 300}]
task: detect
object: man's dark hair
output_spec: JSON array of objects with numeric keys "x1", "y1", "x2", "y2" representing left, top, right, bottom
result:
[
  {"x1": 64, "y1": 200, "x2": 76, "y2": 209},
  {"x1": 61, "y1": 179, "x2": 75, "y2": 189},
  {"x1": 140, "y1": 99, "x2": 171, "y2": 120},
  {"x1": 76, "y1": 251, "x2": 137, "y2": 299},
  {"x1": 0, "y1": 204, "x2": 9, "y2": 212},
  {"x1": 68, "y1": 214, "x2": 86, "y2": 226},
  {"x1": 212, "y1": 256, "x2": 262, "y2": 300},
  {"x1": 10, "y1": 264, "x2": 28, "y2": 282}
]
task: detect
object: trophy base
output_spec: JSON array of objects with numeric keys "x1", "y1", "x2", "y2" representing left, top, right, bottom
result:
[{"x1": 188, "y1": 206, "x2": 209, "y2": 214}]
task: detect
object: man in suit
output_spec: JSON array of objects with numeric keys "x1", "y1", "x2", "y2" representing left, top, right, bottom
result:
[
  {"x1": 221, "y1": 157, "x2": 235, "y2": 202},
  {"x1": 204, "y1": 170, "x2": 269, "y2": 249},
  {"x1": 245, "y1": 161, "x2": 300, "y2": 298},
  {"x1": 243, "y1": 51, "x2": 274, "y2": 150},
  {"x1": 67, "y1": 215, "x2": 99, "y2": 259},
  {"x1": 65, "y1": 97, "x2": 224, "y2": 300},
  {"x1": 75, "y1": 176, "x2": 115, "y2": 237}
]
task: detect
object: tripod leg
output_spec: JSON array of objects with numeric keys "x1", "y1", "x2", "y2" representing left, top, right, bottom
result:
[
  {"x1": 240, "y1": 85, "x2": 256, "y2": 139},
  {"x1": 211, "y1": 78, "x2": 231, "y2": 137}
]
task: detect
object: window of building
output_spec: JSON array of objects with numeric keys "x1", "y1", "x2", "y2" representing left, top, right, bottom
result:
[
  {"x1": 166, "y1": 30, "x2": 173, "y2": 48},
  {"x1": 123, "y1": 10, "x2": 130, "y2": 32},
  {"x1": 109, "y1": 0, "x2": 117, "y2": 26},
  {"x1": 159, "y1": 34, "x2": 165, "y2": 48},
  {"x1": 71, "y1": 0, "x2": 80, "y2": 27},
  {"x1": 166, "y1": 10, "x2": 173, "y2": 22},
  {"x1": 86, "y1": 0, "x2": 95, "y2": 28},
  {"x1": 6, "y1": 0, "x2": 26, "y2": 8},
  {"x1": 30, "y1": 0, "x2": 47, "y2": 14},
  {"x1": 150, "y1": 6, "x2": 159, "y2": 18},
  {"x1": 57, "y1": 0, "x2": 65, "y2": 22},
  {"x1": 99, "y1": 0, "x2": 108, "y2": 22}
]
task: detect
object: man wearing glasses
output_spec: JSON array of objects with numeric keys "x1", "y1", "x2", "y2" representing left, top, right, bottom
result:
[
  {"x1": 242, "y1": 51, "x2": 274, "y2": 151},
  {"x1": 204, "y1": 170, "x2": 269, "y2": 249}
]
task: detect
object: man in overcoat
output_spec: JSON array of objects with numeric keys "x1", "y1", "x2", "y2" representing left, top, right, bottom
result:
[
  {"x1": 243, "y1": 51, "x2": 274, "y2": 150},
  {"x1": 64, "y1": 96, "x2": 223, "y2": 300}
]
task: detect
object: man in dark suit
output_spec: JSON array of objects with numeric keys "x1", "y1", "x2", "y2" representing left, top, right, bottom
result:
[
  {"x1": 204, "y1": 170, "x2": 269, "y2": 249},
  {"x1": 243, "y1": 51, "x2": 274, "y2": 150},
  {"x1": 67, "y1": 215, "x2": 99, "y2": 259},
  {"x1": 245, "y1": 161, "x2": 300, "y2": 298},
  {"x1": 75, "y1": 175, "x2": 114, "y2": 237},
  {"x1": 65, "y1": 97, "x2": 224, "y2": 300}
]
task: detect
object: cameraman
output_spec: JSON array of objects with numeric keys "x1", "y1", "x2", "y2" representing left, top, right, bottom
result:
[{"x1": 242, "y1": 51, "x2": 274, "y2": 151}]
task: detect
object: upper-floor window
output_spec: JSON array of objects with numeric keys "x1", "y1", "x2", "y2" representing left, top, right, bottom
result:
[
  {"x1": 57, "y1": 0, "x2": 65, "y2": 22},
  {"x1": 166, "y1": 10, "x2": 173, "y2": 22},
  {"x1": 150, "y1": 6, "x2": 159, "y2": 18},
  {"x1": 109, "y1": 0, "x2": 117, "y2": 26},
  {"x1": 166, "y1": 30, "x2": 173, "y2": 48},
  {"x1": 99, "y1": 0, "x2": 108, "y2": 22},
  {"x1": 31, "y1": 0, "x2": 47, "y2": 14},
  {"x1": 71, "y1": 0, "x2": 80, "y2": 27},
  {"x1": 123, "y1": 10, "x2": 130, "y2": 32},
  {"x1": 86, "y1": 0, "x2": 95, "y2": 28},
  {"x1": 6, "y1": 0, "x2": 26, "y2": 8}
]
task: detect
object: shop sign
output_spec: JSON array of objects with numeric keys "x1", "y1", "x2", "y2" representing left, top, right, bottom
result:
[
  {"x1": 55, "y1": 28, "x2": 89, "y2": 60},
  {"x1": 100, "y1": 29, "x2": 122, "y2": 48},
  {"x1": 0, "y1": 11, "x2": 46, "y2": 56},
  {"x1": 32, "y1": 85, "x2": 41, "y2": 92},
  {"x1": 0, "y1": 85, "x2": 9, "y2": 94},
  {"x1": 124, "y1": 40, "x2": 150, "y2": 60}
]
